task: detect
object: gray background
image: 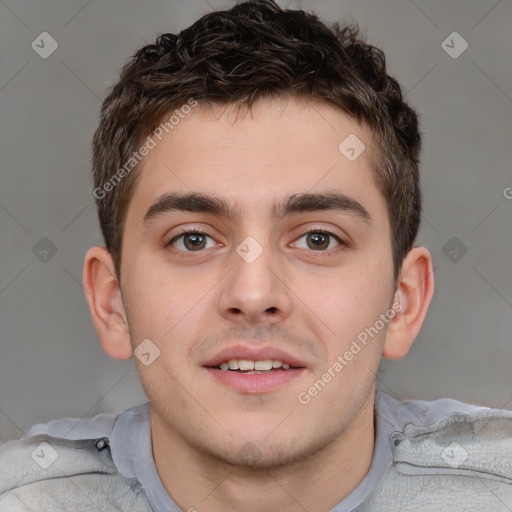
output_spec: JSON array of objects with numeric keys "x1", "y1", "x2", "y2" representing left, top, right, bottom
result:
[{"x1": 0, "y1": 0, "x2": 511, "y2": 441}]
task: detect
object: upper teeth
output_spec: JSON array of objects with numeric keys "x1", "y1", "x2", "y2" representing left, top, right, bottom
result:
[{"x1": 218, "y1": 359, "x2": 291, "y2": 371}]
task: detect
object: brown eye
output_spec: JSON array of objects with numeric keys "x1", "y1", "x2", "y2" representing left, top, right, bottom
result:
[
  {"x1": 306, "y1": 232, "x2": 330, "y2": 250},
  {"x1": 292, "y1": 230, "x2": 344, "y2": 252},
  {"x1": 168, "y1": 231, "x2": 215, "y2": 252}
]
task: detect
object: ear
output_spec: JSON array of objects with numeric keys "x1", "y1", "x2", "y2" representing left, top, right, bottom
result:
[
  {"x1": 382, "y1": 246, "x2": 435, "y2": 360},
  {"x1": 82, "y1": 246, "x2": 133, "y2": 360}
]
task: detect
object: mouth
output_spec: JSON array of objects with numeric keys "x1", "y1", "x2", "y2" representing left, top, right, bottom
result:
[
  {"x1": 202, "y1": 347, "x2": 307, "y2": 394},
  {"x1": 210, "y1": 358, "x2": 297, "y2": 373}
]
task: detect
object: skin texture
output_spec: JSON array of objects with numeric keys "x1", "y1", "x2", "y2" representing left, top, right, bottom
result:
[{"x1": 83, "y1": 96, "x2": 434, "y2": 512}]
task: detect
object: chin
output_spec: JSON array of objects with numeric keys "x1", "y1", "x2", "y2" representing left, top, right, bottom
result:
[{"x1": 193, "y1": 429, "x2": 337, "y2": 472}]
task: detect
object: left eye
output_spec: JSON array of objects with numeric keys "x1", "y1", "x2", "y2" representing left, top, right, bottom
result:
[{"x1": 292, "y1": 231, "x2": 343, "y2": 251}]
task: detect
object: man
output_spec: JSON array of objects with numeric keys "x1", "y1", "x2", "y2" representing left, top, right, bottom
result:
[{"x1": 1, "y1": 1, "x2": 512, "y2": 510}]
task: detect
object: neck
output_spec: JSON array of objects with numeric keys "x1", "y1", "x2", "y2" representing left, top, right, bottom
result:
[{"x1": 151, "y1": 391, "x2": 376, "y2": 512}]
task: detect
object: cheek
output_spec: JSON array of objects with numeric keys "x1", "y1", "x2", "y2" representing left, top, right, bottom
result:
[
  {"x1": 308, "y1": 261, "x2": 392, "y2": 348},
  {"x1": 126, "y1": 249, "x2": 189, "y2": 307},
  {"x1": 123, "y1": 258, "x2": 222, "y2": 360}
]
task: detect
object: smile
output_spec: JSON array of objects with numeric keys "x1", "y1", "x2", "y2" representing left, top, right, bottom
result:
[{"x1": 215, "y1": 359, "x2": 293, "y2": 371}]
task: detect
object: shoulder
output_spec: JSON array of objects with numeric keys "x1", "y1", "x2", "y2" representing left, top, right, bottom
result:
[
  {"x1": 393, "y1": 405, "x2": 512, "y2": 476},
  {"x1": 0, "y1": 410, "x2": 152, "y2": 511},
  {"x1": 359, "y1": 397, "x2": 512, "y2": 511},
  {"x1": 376, "y1": 390, "x2": 491, "y2": 428}
]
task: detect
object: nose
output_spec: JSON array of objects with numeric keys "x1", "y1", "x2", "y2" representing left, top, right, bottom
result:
[{"x1": 217, "y1": 237, "x2": 292, "y2": 326}]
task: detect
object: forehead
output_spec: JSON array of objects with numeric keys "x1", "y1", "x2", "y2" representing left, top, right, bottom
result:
[{"x1": 125, "y1": 96, "x2": 386, "y2": 228}]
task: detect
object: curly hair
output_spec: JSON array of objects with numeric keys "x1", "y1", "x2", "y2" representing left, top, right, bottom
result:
[{"x1": 92, "y1": 0, "x2": 422, "y2": 284}]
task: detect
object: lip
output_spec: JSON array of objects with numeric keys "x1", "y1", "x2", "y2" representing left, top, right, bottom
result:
[
  {"x1": 201, "y1": 345, "x2": 308, "y2": 394},
  {"x1": 205, "y1": 367, "x2": 306, "y2": 394},
  {"x1": 201, "y1": 345, "x2": 308, "y2": 369}
]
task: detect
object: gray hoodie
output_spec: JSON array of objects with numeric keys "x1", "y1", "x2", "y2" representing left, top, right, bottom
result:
[{"x1": 1, "y1": 391, "x2": 511, "y2": 511}]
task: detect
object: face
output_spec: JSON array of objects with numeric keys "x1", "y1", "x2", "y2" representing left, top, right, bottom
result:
[{"x1": 119, "y1": 96, "x2": 397, "y2": 468}]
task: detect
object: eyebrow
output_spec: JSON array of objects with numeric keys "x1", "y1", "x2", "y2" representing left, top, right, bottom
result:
[{"x1": 143, "y1": 190, "x2": 371, "y2": 225}]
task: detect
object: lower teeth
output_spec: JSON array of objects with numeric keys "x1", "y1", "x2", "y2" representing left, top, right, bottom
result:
[
  {"x1": 213, "y1": 366, "x2": 295, "y2": 372},
  {"x1": 222, "y1": 368, "x2": 288, "y2": 373},
  {"x1": 238, "y1": 370, "x2": 268, "y2": 374}
]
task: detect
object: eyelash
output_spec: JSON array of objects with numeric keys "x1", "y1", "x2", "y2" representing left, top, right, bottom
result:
[{"x1": 167, "y1": 227, "x2": 346, "y2": 255}]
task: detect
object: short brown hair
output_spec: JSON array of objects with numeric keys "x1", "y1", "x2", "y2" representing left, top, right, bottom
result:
[{"x1": 92, "y1": 0, "x2": 422, "y2": 284}]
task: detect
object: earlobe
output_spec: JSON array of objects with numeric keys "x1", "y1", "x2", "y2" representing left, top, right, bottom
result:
[
  {"x1": 82, "y1": 246, "x2": 133, "y2": 360},
  {"x1": 382, "y1": 246, "x2": 435, "y2": 360}
]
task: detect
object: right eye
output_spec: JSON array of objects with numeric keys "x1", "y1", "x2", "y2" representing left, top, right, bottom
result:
[{"x1": 167, "y1": 230, "x2": 219, "y2": 252}]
